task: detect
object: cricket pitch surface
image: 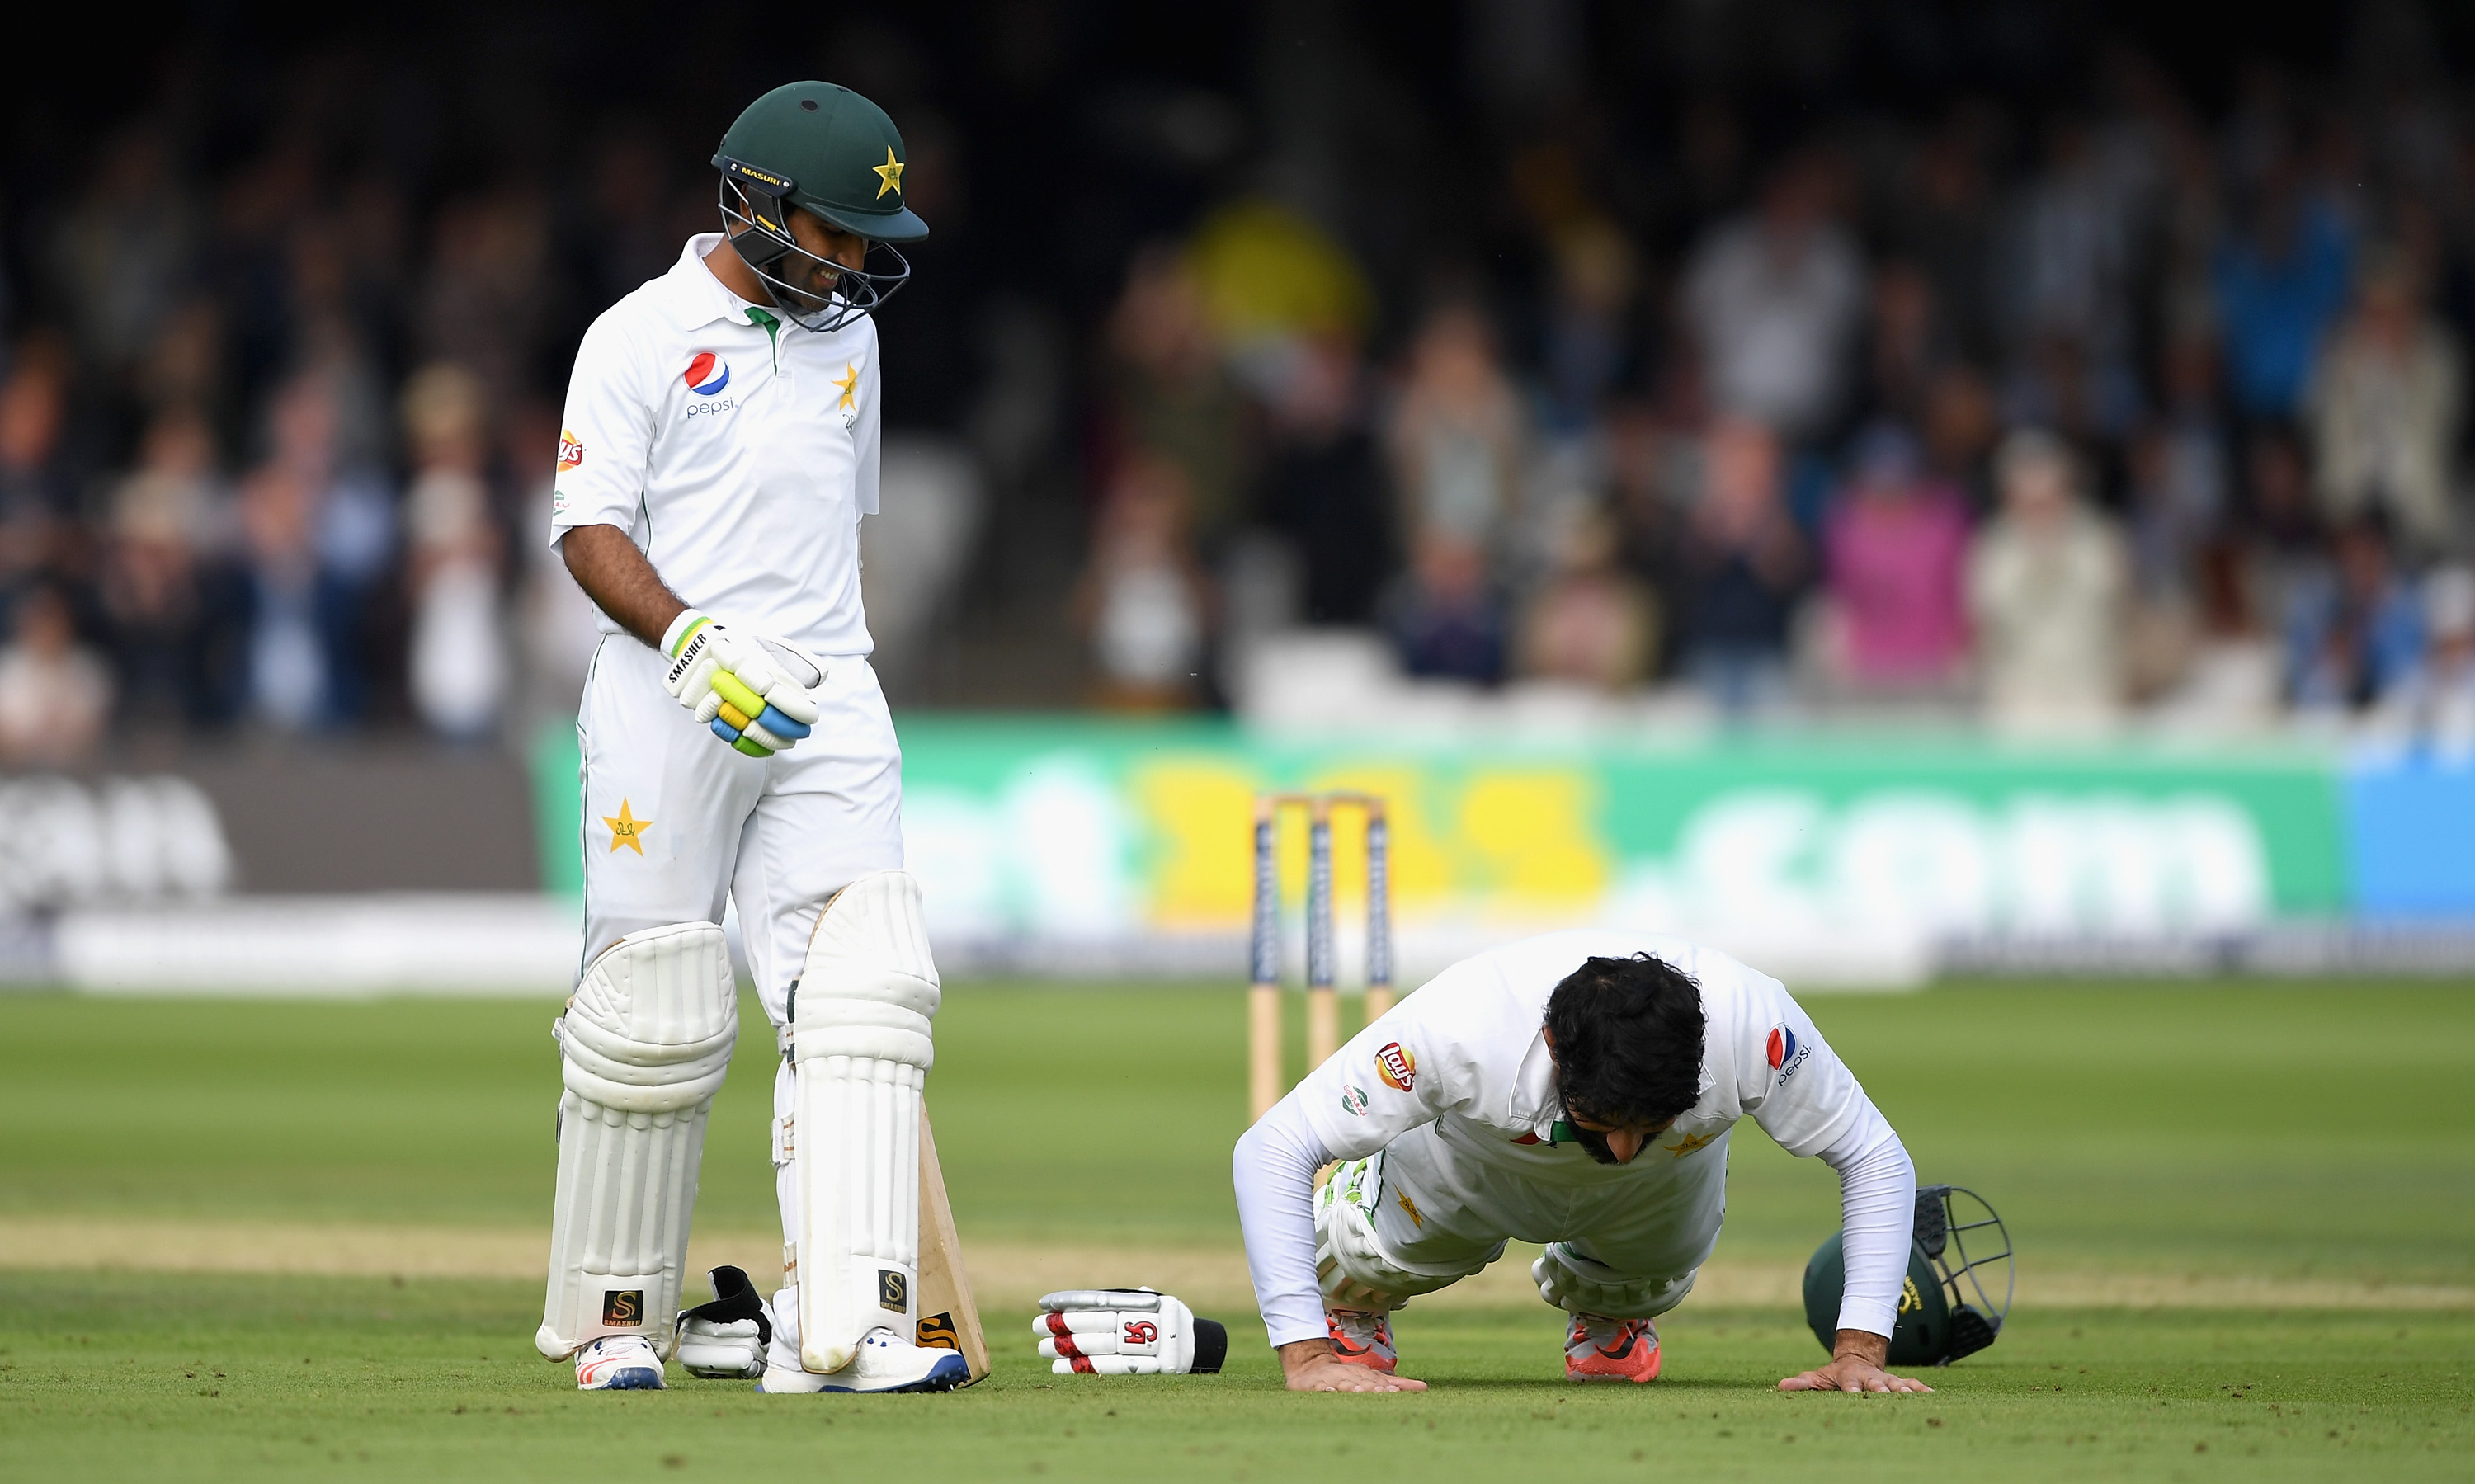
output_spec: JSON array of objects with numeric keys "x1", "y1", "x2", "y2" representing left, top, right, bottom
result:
[{"x1": 3, "y1": 981, "x2": 2470, "y2": 1481}]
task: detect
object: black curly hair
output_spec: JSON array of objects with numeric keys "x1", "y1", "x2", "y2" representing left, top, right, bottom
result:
[{"x1": 1544, "y1": 953, "x2": 1708, "y2": 1145}]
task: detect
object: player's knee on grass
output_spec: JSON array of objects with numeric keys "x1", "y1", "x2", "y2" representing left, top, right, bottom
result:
[
  {"x1": 1532, "y1": 1242, "x2": 1696, "y2": 1320},
  {"x1": 1315, "y1": 1155, "x2": 1499, "y2": 1312}
]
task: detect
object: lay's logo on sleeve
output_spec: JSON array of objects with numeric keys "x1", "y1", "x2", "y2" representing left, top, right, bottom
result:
[
  {"x1": 557, "y1": 428, "x2": 585, "y2": 472},
  {"x1": 1376, "y1": 1041, "x2": 1417, "y2": 1092}
]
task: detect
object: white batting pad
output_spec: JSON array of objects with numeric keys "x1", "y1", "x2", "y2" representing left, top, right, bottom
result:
[
  {"x1": 793, "y1": 870, "x2": 941, "y2": 1374},
  {"x1": 1313, "y1": 1155, "x2": 1493, "y2": 1312},
  {"x1": 535, "y1": 921, "x2": 738, "y2": 1361},
  {"x1": 1532, "y1": 1243, "x2": 1699, "y2": 1320}
]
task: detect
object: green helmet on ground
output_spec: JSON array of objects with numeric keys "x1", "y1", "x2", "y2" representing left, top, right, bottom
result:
[
  {"x1": 711, "y1": 81, "x2": 926, "y2": 332},
  {"x1": 1802, "y1": 1185, "x2": 2012, "y2": 1367}
]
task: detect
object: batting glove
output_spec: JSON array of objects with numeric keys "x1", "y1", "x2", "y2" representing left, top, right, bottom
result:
[
  {"x1": 1034, "y1": 1288, "x2": 1228, "y2": 1375},
  {"x1": 659, "y1": 610, "x2": 823, "y2": 757},
  {"x1": 675, "y1": 1265, "x2": 772, "y2": 1379}
]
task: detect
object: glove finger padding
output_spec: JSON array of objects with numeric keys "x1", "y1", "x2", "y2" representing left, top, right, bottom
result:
[
  {"x1": 729, "y1": 647, "x2": 786, "y2": 699},
  {"x1": 1051, "y1": 1355, "x2": 1170, "y2": 1375},
  {"x1": 749, "y1": 636, "x2": 827, "y2": 727},
  {"x1": 661, "y1": 612, "x2": 823, "y2": 757},
  {"x1": 764, "y1": 685, "x2": 822, "y2": 727},
  {"x1": 674, "y1": 1265, "x2": 773, "y2": 1379},
  {"x1": 1032, "y1": 1312, "x2": 1128, "y2": 1339},
  {"x1": 1034, "y1": 1288, "x2": 1228, "y2": 1376}
]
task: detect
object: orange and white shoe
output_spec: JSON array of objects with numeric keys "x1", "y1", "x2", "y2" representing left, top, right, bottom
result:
[
  {"x1": 1563, "y1": 1314, "x2": 1660, "y2": 1383},
  {"x1": 1325, "y1": 1308, "x2": 1398, "y2": 1373}
]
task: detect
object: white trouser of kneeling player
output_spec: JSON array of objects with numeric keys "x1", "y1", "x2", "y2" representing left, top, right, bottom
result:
[
  {"x1": 1313, "y1": 1121, "x2": 1719, "y2": 1322},
  {"x1": 758, "y1": 870, "x2": 969, "y2": 1394},
  {"x1": 538, "y1": 921, "x2": 740, "y2": 1390}
]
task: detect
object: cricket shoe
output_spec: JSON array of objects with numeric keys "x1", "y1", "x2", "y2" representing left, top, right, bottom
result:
[
  {"x1": 1325, "y1": 1307, "x2": 1398, "y2": 1373},
  {"x1": 1563, "y1": 1314, "x2": 1660, "y2": 1383},
  {"x1": 575, "y1": 1335, "x2": 666, "y2": 1391},
  {"x1": 759, "y1": 1327, "x2": 971, "y2": 1394}
]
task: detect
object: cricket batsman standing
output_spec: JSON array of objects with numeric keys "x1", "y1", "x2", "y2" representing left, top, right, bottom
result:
[
  {"x1": 1234, "y1": 933, "x2": 1933, "y2": 1394},
  {"x1": 531, "y1": 81, "x2": 968, "y2": 1394}
]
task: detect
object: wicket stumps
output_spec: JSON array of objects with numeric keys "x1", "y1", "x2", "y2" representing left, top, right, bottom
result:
[{"x1": 1248, "y1": 792, "x2": 1392, "y2": 1120}]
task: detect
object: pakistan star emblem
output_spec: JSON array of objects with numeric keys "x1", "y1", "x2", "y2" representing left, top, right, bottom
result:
[
  {"x1": 873, "y1": 147, "x2": 903, "y2": 198},
  {"x1": 832, "y1": 362, "x2": 860, "y2": 411},
  {"x1": 603, "y1": 799, "x2": 652, "y2": 855},
  {"x1": 1664, "y1": 1130, "x2": 1719, "y2": 1159}
]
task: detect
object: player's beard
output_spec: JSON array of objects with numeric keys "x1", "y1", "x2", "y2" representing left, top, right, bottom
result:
[
  {"x1": 1555, "y1": 1083, "x2": 1626, "y2": 1165},
  {"x1": 775, "y1": 257, "x2": 844, "y2": 314},
  {"x1": 1565, "y1": 1122, "x2": 1624, "y2": 1166}
]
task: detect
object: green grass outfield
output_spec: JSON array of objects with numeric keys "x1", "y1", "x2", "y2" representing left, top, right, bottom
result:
[{"x1": 2, "y1": 980, "x2": 2472, "y2": 1481}]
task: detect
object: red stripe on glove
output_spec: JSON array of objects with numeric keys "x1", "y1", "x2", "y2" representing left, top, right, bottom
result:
[{"x1": 1044, "y1": 1313, "x2": 1087, "y2": 1359}]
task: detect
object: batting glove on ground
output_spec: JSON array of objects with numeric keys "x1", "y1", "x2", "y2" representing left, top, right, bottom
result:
[
  {"x1": 1034, "y1": 1289, "x2": 1228, "y2": 1375},
  {"x1": 660, "y1": 610, "x2": 823, "y2": 757},
  {"x1": 674, "y1": 1265, "x2": 771, "y2": 1379}
]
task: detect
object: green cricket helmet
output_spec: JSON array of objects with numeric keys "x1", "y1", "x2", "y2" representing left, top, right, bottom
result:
[
  {"x1": 1803, "y1": 1184, "x2": 2012, "y2": 1366},
  {"x1": 712, "y1": 81, "x2": 928, "y2": 332}
]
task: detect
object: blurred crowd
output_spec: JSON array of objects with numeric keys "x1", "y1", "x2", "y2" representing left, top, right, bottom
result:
[
  {"x1": 5, "y1": 9, "x2": 2475, "y2": 758},
  {"x1": 1080, "y1": 49, "x2": 2475, "y2": 744},
  {"x1": 0, "y1": 98, "x2": 687, "y2": 761}
]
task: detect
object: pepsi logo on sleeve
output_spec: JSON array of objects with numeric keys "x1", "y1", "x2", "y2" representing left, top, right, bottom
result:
[{"x1": 1766, "y1": 1023, "x2": 1812, "y2": 1084}]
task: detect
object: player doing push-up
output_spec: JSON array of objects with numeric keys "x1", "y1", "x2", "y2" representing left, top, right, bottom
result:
[
  {"x1": 532, "y1": 80, "x2": 967, "y2": 1394},
  {"x1": 1233, "y1": 931, "x2": 1932, "y2": 1393}
]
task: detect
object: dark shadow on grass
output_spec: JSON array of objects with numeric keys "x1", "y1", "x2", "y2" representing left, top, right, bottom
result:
[{"x1": 1382, "y1": 1378, "x2": 1794, "y2": 1393}]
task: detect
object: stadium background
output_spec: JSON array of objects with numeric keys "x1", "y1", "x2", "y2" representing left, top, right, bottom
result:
[
  {"x1": 3, "y1": 1, "x2": 2475, "y2": 989},
  {"x1": 3, "y1": 7, "x2": 2473, "y2": 1479}
]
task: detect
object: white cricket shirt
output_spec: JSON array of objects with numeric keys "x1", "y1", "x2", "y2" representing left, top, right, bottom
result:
[
  {"x1": 1234, "y1": 930, "x2": 1915, "y2": 1346},
  {"x1": 1295, "y1": 930, "x2": 1865, "y2": 1161},
  {"x1": 551, "y1": 233, "x2": 881, "y2": 657}
]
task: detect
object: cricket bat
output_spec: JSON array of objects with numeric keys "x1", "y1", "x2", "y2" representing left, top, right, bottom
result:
[{"x1": 915, "y1": 1106, "x2": 990, "y2": 1383}]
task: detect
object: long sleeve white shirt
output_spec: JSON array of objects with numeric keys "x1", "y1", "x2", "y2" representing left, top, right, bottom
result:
[
  {"x1": 1233, "y1": 930, "x2": 1916, "y2": 1348},
  {"x1": 551, "y1": 233, "x2": 883, "y2": 657}
]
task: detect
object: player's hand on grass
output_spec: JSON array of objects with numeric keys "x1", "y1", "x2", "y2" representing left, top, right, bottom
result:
[
  {"x1": 660, "y1": 610, "x2": 823, "y2": 757},
  {"x1": 1778, "y1": 1329, "x2": 1933, "y2": 1393},
  {"x1": 1278, "y1": 1338, "x2": 1426, "y2": 1392}
]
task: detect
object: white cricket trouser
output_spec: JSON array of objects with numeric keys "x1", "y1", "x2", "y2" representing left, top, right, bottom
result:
[
  {"x1": 1359, "y1": 1118, "x2": 1732, "y2": 1303},
  {"x1": 575, "y1": 634, "x2": 909, "y2": 1338},
  {"x1": 576, "y1": 634, "x2": 905, "y2": 1030}
]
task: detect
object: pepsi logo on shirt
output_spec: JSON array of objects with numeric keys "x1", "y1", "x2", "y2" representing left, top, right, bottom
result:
[
  {"x1": 1766, "y1": 1023, "x2": 1812, "y2": 1084},
  {"x1": 683, "y1": 352, "x2": 738, "y2": 418}
]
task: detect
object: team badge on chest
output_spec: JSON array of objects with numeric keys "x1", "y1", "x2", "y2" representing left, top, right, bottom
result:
[{"x1": 832, "y1": 361, "x2": 860, "y2": 429}]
